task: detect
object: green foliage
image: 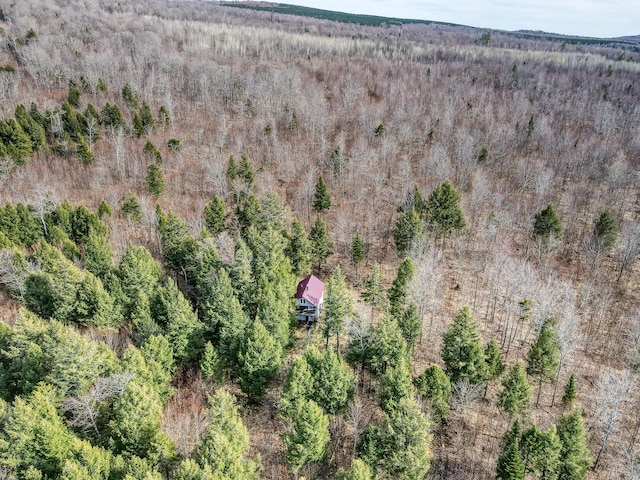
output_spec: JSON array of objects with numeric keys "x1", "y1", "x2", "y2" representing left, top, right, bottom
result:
[
  {"x1": 309, "y1": 216, "x2": 333, "y2": 270},
  {"x1": 285, "y1": 219, "x2": 311, "y2": 276},
  {"x1": 15, "y1": 104, "x2": 46, "y2": 151},
  {"x1": 556, "y1": 409, "x2": 592, "y2": 480},
  {"x1": 304, "y1": 346, "x2": 355, "y2": 415},
  {"x1": 68, "y1": 204, "x2": 107, "y2": 245},
  {"x1": 130, "y1": 293, "x2": 161, "y2": 345},
  {"x1": 158, "y1": 106, "x2": 170, "y2": 125},
  {"x1": 122, "y1": 83, "x2": 138, "y2": 109},
  {"x1": 336, "y1": 458, "x2": 373, "y2": 480},
  {"x1": 117, "y1": 244, "x2": 162, "y2": 312},
  {"x1": 279, "y1": 356, "x2": 314, "y2": 418},
  {"x1": 140, "y1": 335, "x2": 176, "y2": 400},
  {"x1": 100, "y1": 103, "x2": 124, "y2": 129},
  {"x1": 520, "y1": 424, "x2": 561, "y2": 478},
  {"x1": 76, "y1": 137, "x2": 93, "y2": 164},
  {"x1": 192, "y1": 389, "x2": 260, "y2": 479},
  {"x1": 140, "y1": 101, "x2": 155, "y2": 133},
  {"x1": 156, "y1": 207, "x2": 197, "y2": 274},
  {"x1": 143, "y1": 140, "x2": 162, "y2": 163},
  {"x1": 526, "y1": 317, "x2": 560, "y2": 404},
  {"x1": 367, "y1": 316, "x2": 408, "y2": 376},
  {"x1": 238, "y1": 153, "x2": 255, "y2": 186},
  {"x1": 238, "y1": 321, "x2": 283, "y2": 400},
  {"x1": 593, "y1": 209, "x2": 618, "y2": 248},
  {"x1": 398, "y1": 302, "x2": 421, "y2": 354},
  {"x1": 533, "y1": 204, "x2": 561, "y2": 239},
  {"x1": 285, "y1": 399, "x2": 330, "y2": 474},
  {"x1": 236, "y1": 194, "x2": 261, "y2": 234},
  {"x1": 562, "y1": 373, "x2": 576, "y2": 406},
  {"x1": 121, "y1": 192, "x2": 143, "y2": 221},
  {"x1": 0, "y1": 118, "x2": 33, "y2": 165},
  {"x1": 203, "y1": 196, "x2": 226, "y2": 235},
  {"x1": 441, "y1": 306, "x2": 488, "y2": 384},
  {"x1": 414, "y1": 365, "x2": 451, "y2": 423},
  {"x1": 97, "y1": 199, "x2": 112, "y2": 220},
  {"x1": 321, "y1": 266, "x2": 352, "y2": 347},
  {"x1": 153, "y1": 279, "x2": 203, "y2": 364},
  {"x1": 72, "y1": 272, "x2": 118, "y2": 327},
  {"x1": 351, "y1": 232, "x2": 365, "y2": 266},
  {"x1": 67, "y1": 83, "x2": 81, "y2": 108},
  {"x1": 424, "y1": 180, "x2": 466, "y2": 238},
  {"x1": 496, "y1": 420, "x2": 525, "y2": 480},
  {"x1": 368, "y1": 396, "x2": 432, "y2": 480},
  {"x1": 485, "y1": 338, "x2": 505, "y2": 381},
  {"x1": 379, "y1": 357, "x2": 415, "y2": 413},
  {"x1": 393, "y1": 207, "x2": 423, "y2": 253},
  {"x1": 146, "y1": 163, "x2": 165, "y2": 197},
  {"x1": 200, "y1": 342, "x2": 224, "y2": 385},
  {"x1": 167, "y1": 138, "x2": 180, "y2": 152},
  {"x1": 477, "y1": 31, "x2": 491, "y2": 46},
  {"x1": 83, "y1": 231, "x2": 113, "y2": 278},
  {"x1": 0, "y1": 202, "x2": 42, "y2": 247},
  {"x1": 313, "y1": 175, "x2": 331, "y2": 213},
  {"x1": 361, "y1": 262, "x2": 386, "y2": 314},
  {"x1": 498, "y1": 361, "x2": 531, "y2": 415},
  {"x1": 226, "y1": 155, "x2": 238, "y2": 181},
  {"x1": 373, "y1": 123, "x2": 385, "y2": 137},
  {"x1": 388, "y1": 257, "x2": 415, "y2": 320}
]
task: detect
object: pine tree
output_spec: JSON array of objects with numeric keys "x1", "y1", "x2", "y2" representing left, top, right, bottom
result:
[
  {"x1": 498, "y1": 361, "x2": 531, "y2": 416},
  {"x1": 200, "y1": 341, "x2": 224, "y2": 385},
  {"x1": 424, "y1": 180, "x2": 466, "y2": 239},
  {"x1": 361, "y1": 262, "x2": 386, "y2": 317},
  {"x1": 414, "y1": 365, "x2": 451, "y2": 423},
  {"x1": 312, "y1": 175, "x2": 331, "y2": 213},
  {"x1": 526, "y1": 317, "x2": 559, "y2": 406},
  {"x1": 593, "y1": 209, "x2": 617, "y2": 248},
  {"x1": 117, "y1": 244, "x2": 162, "y2": 313},
  {"x1": 156, "y1": 207, "x2": 197, "y2": 275},
  {"x1": 83, "y1": 231, "x2": 113, "y2": 278},
  {"x1": 140, "y1": 101, "x2": 155, "y2": 133},
  {"x1": 388, "y1": 257, "x2": 415, "y2": 320},
  {"x1": 351, "y1": 232, "x2": 365, "y2": 270},
  {"x1": 280, "y1": 356, "x2": 314, "y2": 418},
  {"x1": 561, "y1": 373, "x2": 576, "y2": 407},
  {"x1": 285, "y1": 219, "x2": 312, "y2": 276},
  {"x1": 321, "y1": 266, "x2": 352, "y2": 348},
  {"x1": 520, "y1": 424, "x2": 561, "y2": 478},
  {"x1": 120, "y1": 191, "x2": 142, "y2": 221},
  {"x1": 304, "y1": 346, "x2": 355, "y2": 415},
  {"x1": 441, "y1": 306, "x2": 488, "y2": 384},
  {"x1": 238, "y1": 153, "x2": 255, "y2": 186},
  {"x1": 556, "y1": 409, "x2": 592, "y2": 480},
  {"x1": 393, "y1": 207, "x2": 423, "y2": 253},
  {"x1": 226, "y1": 155, "x2": 238, "y2": 181},
  {"x1": 368, "y1": 316, "x2": 408, "y2": 376},
  {"x1": 203, "y1": 196, "x2": 226, "y2": 235},
  {"x1": 379, "y1": 357, "x2": 415, "y2": 413},
  {"x1": 97, "y1": 199, "x2": 112, "y2": 220},
  {"x1": 398, "y1": 302, "x2": 421, "y2": 354},
  {"x1": 238, "y1": 321, "x2": 283, "y2": 401},
  {"x1": 496, "y1": 420, "x2": 525, "y2": 480},
  {"x1": 336, "y1": 459, "x2": 373, "y2": 480},
  {"x1": 485, "y1": 339, "x2": 505, "y2": 382},
  {"x1": 146, "y1": 163, "x2": 165, "y2": 197},
  {"x1": 309, "y1": 216, "x2": 333, "y2": 270},
  {"x1": 533, "y1": 204, "x2": 561, "y2": 240},
  {"x1": 285, "y1": 399, "x2": 330, "y2": 475}
]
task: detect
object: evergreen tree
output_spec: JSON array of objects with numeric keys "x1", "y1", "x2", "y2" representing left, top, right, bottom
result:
[
  {"x1": 143, "y1": 140, "x2": 162, "y2": 163},
  {"x1": 14, "y1": 104, "x2": 46, "y2": 151},
  {"x1": 593, "y1": 209, "x2": 617, "y2": 248},
  {"x1": 203, "y1": 196, "x2": 226, "y2": 235},
  {"x1": 361, "y1": 262, "x2": 386, "y2": 316},
  {"x1": 117, "y1": 244, "x2": 162, "y2": 313},
  {"x1": 285, "y1": 219, "x2": 312, "y2": 276},
  {"x1": 83, "y1": 231, "x2": 113, "y2": 278},
  {"x1": 496, "y1": 420, "x2": 525, "y2": 480},
  {"x1": 561, "y1": 373, "x2": 576, "y2": 407},
  {"x1": 100, "y1": 103, "x2": 124, "y2": 129},
  {"x1": 192, "y1": 389, "x2": 260, "y2": 479},
  {"x1": 76, "y1": 137, "x2": 93, "y2": 164},
  {"x1": 280, "y1": 356, "x2": 314, "y2": 418},
  {"x1": 120, "y1": 191, "x2": 142, "y2": 222},
  {"x1": 485, "y1": 339, "x2": 505, "y2": 382},
  {"x1": 398, "y1": 302, "x2": 421, "y2": 354},
  {"x1": 556, "y1": 409, "x2": 592, "y2": 480},
  {"x1": 226, "y1": 155, "x2": 238, "y2": 181},
  {"x1": 336, "y1": 459, "x2": 373, "y2": 480},
  {"x1": 200, "y1": 341, "x2": 225, "y2": 385},
  {"x1": 238, "y1": 153, "x2": 255, "y2": 186},
  {"x1": 0, "y1": 118, "x2": 33, "y2": 165},
  {"x1": 351, "y1": 232, "x2": 365, "y2": 270},
  {"x1": 146, "y1": 163, "x2": 164, "y2": 197},
  {"x1": 238, "y1": 321, "x2": 283, "y2": 401},
  {"x1": 236, "y1": 194, "x2": 261, "y2": 234},
  {"x1": 121, "y1": 83, "x2": 138, "y2": 109},
  {"x1": 140, "y1": 101, "x2": 155, "y2": 133},
  {"x1": 441, "y1": 306, "x2": 488, "y2": 384},
  {"x1": 312, "y1": 175, "x2": 331, "y2": 213},
  {"x1": 498, "y1": 361, "x2": 531, "y2": 416},
  {"x1": 393, "y1": 207, "x2": 423, "y2": 253},
  {"x1": 130, "y1": 293, "x2": 161, "y2": 346},
  {"x1": 424, "y1": 180, "x2": 466, "y2": 239},
  {"x1": 309, "y1": 216, "x2": 333, "y2": 270},
  {"x1": 156, "y1": 207, "x2": 197, "y2": 275},
  {"x1": 97, "y1": 199, "x2": 112, "y2": 220},
  {"x1": 388, "y1": 257, "x2": 415, "y2": 321},
  {"x1": 520, "y1": 424, "x2": 562, "y2": 478},
  {"x1": 285, "y1": 399, "x2": 330, "y2": 475},
  {"x1": 367, "y1": 316, "x2": 408, "y2": 376},
  {"x1": 158, "y1": 106, "x2": 170, "y2": 126},
  {"x1": 526, "y1": 317, "x2": 560, "y2": 406},
  {"x1": 321, "y1": 266, "x2": 352, "y2": 348},
  {"x1": 304, "y1": 346, "x2": 355, "y2": 415},
  {"x1": 376, "y1": 396, "x2": 432, "y2": 480},
  {"x1": 533, "y1": 204, "x2": 562, "y2": 240},
  {"x1": 379, "y1": 357, "x2": 415, "y2": 413},
  {"x1": 414, "y1": 365, "x2": 451, "y2": 423}
]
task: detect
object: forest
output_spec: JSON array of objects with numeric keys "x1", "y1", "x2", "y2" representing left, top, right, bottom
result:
[{"x1": 0, "y1": 0, "x2": 639, "y2": 479}]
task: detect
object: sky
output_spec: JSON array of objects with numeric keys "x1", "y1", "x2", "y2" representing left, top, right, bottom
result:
[{"x1": 287, "y1": 0, "x2": 639, "y2": 38}]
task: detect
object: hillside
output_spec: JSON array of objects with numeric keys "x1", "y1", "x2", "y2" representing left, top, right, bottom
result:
[{"x1": 0, "y1": 0, "x2": 640, "y2": 479}]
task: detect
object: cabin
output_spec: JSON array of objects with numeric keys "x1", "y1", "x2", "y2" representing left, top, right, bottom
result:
[{"x1": 294, "y1": 274, "x2": 324, "y2": 324}]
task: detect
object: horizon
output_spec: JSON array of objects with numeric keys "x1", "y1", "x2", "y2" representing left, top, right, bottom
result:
[{"x1": 276, "y1": 0, "x2": 639, "y2": 39}]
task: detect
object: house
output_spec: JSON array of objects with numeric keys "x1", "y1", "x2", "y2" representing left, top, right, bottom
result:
[{"x1": 294, "y1": 274, "x2": 324, "y2": 324}]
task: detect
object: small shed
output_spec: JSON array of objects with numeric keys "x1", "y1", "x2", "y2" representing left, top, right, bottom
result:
[{"x1": 294, "y1": 274, "x2": 324, "y2": 324}]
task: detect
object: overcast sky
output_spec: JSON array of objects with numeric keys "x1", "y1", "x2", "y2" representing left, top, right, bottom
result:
[{"x1": 288, "y1": 0, "x2": 638, "y2": 38}]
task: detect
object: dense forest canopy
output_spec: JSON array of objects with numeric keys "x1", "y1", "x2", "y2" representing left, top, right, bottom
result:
[{"x1": 0, "y1": 0, "x2": 639, "y2": 479}]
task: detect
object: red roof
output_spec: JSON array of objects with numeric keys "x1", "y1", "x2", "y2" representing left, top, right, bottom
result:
[{"x1": 295, "y1": 275, "x2": 324, "y2": 306}]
